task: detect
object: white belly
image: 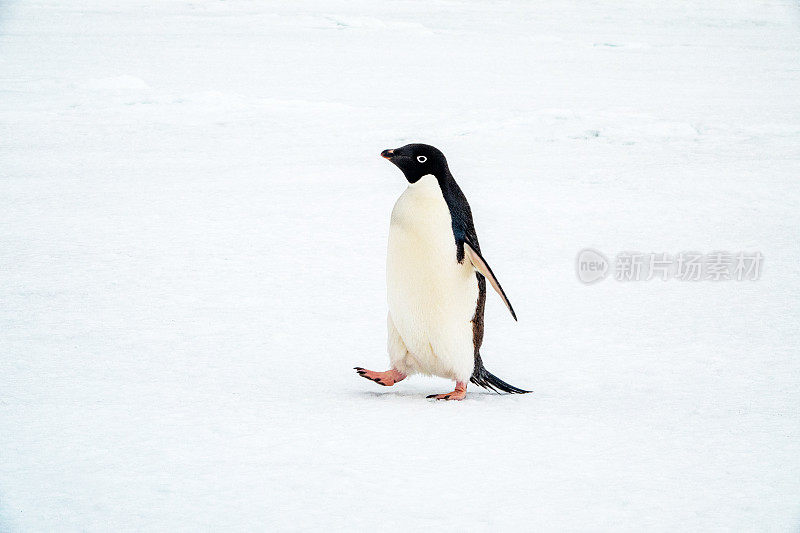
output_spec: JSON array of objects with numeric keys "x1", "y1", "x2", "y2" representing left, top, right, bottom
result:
[{"x1": 386, "y1": 175, "x2": 478, "y2": 381}]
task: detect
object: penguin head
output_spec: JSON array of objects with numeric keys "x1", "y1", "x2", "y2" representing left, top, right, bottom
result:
[{"x1": 381, "y1": 143, "x2": 449, "y2": 183}]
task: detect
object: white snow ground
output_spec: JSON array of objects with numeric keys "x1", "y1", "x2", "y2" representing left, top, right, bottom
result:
[{"x1": 1, "y1": 0, "x2": 799, "y2": 531}]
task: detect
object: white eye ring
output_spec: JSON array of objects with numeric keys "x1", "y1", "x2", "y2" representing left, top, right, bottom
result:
[{"x1": 417, "y1": 155, "x2": 427, "y2": 163}]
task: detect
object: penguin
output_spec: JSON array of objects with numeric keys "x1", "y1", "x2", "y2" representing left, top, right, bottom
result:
[{"x1": 355, "y1": 143, "x2": 530, "y2": 400}]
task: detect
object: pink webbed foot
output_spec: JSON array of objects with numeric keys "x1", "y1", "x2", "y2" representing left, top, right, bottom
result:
[
  {"x1": 354, "y1": 367, "x2": 407, "y2": 387},
  {"x1": 427, "y1": 381, "x2": 467, "y2": 401}
]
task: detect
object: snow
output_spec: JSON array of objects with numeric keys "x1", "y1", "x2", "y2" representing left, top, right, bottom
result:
[{"x1": 1, "y1": 0, "x2": 799, "y2": 530}]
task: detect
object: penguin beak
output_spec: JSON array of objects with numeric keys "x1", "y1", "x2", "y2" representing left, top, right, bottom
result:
[{"x1": 381, "y1": 149, "x2": 394, "y2": 159}]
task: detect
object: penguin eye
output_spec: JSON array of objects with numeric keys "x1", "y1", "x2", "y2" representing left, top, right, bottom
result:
[{"x1": 417, "y1": 156, "x2": 427, "y2": 163}]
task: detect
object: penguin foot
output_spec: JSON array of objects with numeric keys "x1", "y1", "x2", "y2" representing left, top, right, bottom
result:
[
  {"x1": 427, "y1": 381, "x2": 467, "y2": 401},
  {"x1": 354, "y1": 367, "x2": 407, "y2": 387}
]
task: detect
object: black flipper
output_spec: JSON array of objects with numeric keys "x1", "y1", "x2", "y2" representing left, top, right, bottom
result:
[{"x1": 463, "y1": 241, "x2": 517, "y2": 321}]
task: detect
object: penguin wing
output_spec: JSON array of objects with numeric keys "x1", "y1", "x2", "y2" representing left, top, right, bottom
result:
[{"x1": 463, "y1": 241, "x2": 517, "y2": 321}]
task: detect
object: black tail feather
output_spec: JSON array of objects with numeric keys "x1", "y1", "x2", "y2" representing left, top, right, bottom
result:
[{"x1": 470, "y1": 363, "x2": 531, "y2": 395}]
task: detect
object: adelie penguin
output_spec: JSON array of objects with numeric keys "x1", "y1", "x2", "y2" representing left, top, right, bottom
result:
[{"x1": 355, "y1": 144, "x2": 530, "y2": 400}]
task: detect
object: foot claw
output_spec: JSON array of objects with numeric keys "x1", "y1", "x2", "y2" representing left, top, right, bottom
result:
[
  {"x1": 354, "y1": 367, "x2": 407, "y2": 387},
  {"x1": 427, "y1": 382, "x2": 468, "y2": 401}
]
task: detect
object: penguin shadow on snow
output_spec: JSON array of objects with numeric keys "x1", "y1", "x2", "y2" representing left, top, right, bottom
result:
[{"x1": 352, "y1": 383, "x2": 528, "y2": 403}]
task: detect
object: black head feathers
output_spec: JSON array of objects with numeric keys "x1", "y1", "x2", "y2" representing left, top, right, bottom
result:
[{"x1": 381, "y1": 143, "x2": 450, "y2": 183}]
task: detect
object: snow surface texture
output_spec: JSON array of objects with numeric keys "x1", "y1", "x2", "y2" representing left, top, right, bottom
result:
[{"x1": 1, "y1": 1, "x2": 799, "y2": 531}]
